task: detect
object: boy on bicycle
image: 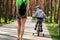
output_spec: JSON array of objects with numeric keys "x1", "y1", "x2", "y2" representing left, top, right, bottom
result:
[{"x1": 34, "y1": 5, "x2": 47, "y2": 32}]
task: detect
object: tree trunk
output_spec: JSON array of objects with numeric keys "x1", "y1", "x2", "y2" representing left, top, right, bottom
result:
[
  {"x1": 45, "y1": 0, "x2": 48, "y2": 17},
  {"x1": 58, "y1": 0, "x2": 60, "y2": 36},
  {"x1": 0, "y1": 0, "x2": 3, "y2": 23},
  {"x1": 56, "y1": 0, "x2": 59, "y2": 23},
  {"x1": 5, "y1": 0, "x2": 8, "y2": 23},
  {"x1": 0, "y1": 1, "x2": 1, "y2": 23},
  {"x1": 58, "y1": 0, "x2": 60, "y2": 27},
  {"x1": 54, "y1": 0, "x2": 58, "y2": 23},
  {"x1": 50, "y1": 0, "x2": 52, "y2": 22},
  {"x1": 0, "y1": 16, "x2": 1, "y2": 23},
  {"x1": 46, "y1": 0, "x2": 50, "y2": 17}
]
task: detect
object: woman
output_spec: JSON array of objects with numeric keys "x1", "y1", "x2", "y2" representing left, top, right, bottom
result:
[{"x1": 16, "y1": 0, "x2": 29, "y2": 40}]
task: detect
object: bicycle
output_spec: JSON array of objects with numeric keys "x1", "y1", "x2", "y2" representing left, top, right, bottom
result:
[{"x1": 33, "y1": 19, "x2": 44, "y2": 37}]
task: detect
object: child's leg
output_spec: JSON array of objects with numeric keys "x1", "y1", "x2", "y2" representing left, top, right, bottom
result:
[
  {"x1": 35, "y1": 22, "x2": 38, "y2": 30},
  {"x1": 41, "y1": 22, "x2": 43, "y2": 32}
]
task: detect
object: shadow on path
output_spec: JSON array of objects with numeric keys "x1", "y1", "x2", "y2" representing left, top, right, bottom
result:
[
  {"x1": 22, "y1": 38, "x2": 31, "y2": 40},
  {"x1": 0, "y1": 33, "x2": 17, "y2": 38}
]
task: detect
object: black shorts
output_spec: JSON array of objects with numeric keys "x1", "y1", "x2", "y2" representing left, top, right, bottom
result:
[
  {"x1": 17, "y1": 9, "x2": 27, "y2": 19},
  {"x1": 37, "y1": 17, "x2": 43, "y2": 20}
]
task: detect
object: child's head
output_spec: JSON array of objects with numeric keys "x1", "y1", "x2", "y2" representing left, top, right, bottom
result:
[{"x1": 35, "y1": 5, "x2": 42, "y2": 10}]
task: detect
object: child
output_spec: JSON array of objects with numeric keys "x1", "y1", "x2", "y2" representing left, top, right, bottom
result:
[{"x1": 34, "y1": 5, "x2": 47, "y2": 32}]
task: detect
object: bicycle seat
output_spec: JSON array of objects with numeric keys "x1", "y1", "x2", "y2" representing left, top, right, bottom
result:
[{"x1": 37, "y1": 20, "x2": 43, "y2": 23}]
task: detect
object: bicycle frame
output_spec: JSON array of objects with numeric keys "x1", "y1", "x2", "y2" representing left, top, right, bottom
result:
[
  {"x1": 37, "y1": 20, "x2": 42, "y2": 32},
  {"x1": 33, "y1": 20, "x2": 44, "y2": 36}
]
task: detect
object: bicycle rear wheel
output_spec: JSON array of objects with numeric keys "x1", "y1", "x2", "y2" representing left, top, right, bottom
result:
[
  {"x1": 37, "y1": 31, "x2": 40, "y2": 36},
  {"x1": 37, "y1": 23, "x2": 42, "y2": 36}
]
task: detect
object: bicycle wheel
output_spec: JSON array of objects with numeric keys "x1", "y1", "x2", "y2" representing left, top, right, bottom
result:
[
  {"x1": 37, "y1": 23, "x2": 42, "y2": 36},
  {"x1": 37, "y1": 31, "x2": 40, "y2": 36},
  {"x1": 38, "y1": 23, "x2": 42, "y2": 31}
]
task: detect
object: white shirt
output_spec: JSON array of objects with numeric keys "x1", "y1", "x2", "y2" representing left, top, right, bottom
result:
[{"x1": 35, "y1": 9, "x2": 46, "y2": 18}]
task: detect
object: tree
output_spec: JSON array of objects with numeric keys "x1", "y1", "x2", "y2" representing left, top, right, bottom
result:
[
  {"x1": 0, "y1": 0, "x2": 3, "y2": 23},
  {"x1": 5, "y1": 0, "x2": 8, "y2": 23},
  {"x1": 50, "y1": 0, "x2": 53, "y2": 22},
  {"x1": 0, "y1": 0, "x2": 2, "y2": 23},
  {"x1": 56, "y1": 0, "x2": 59, "y2": 23},
  {"x1": 54, "y1": 0, "x2": 58, "y2": 23},
  {"x1": 46, "y1": 0, "x2": 50, "y2": 17},
  {"x1": 58, "y1": 0, "x2": 60, "y2": 37},
  {"x1": 44, "y1": 0, "x2": 50, "y2": 17},
  {"x1": 44, "y1": 0, "x2": 46, "y2": 14},
  {"x1": 58, "y1": 0, "x2": 60, "y2": 27}
]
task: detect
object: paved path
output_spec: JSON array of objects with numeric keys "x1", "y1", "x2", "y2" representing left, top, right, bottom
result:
[{"x1": 0, "y1": 17, "x2": 52, "y2": 40}]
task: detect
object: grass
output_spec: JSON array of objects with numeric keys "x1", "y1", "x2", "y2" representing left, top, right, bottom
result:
[
  {"x1": 0, "y1": 18, "x2": 6, "y2": 26},
  {"x1": 0, "y1": 18, "x2": 16, "y2": 26},
  {"x1": 46, "y1": 16, "x2": 59, "y2": 40},
  {"x1": 46, "y1": 23, "x2": 59, "y2": 40}
]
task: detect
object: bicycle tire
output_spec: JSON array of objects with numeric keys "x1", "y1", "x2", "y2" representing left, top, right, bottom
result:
[{"x1": 37, "y1": 31, "x2": 40, "y2": 36}]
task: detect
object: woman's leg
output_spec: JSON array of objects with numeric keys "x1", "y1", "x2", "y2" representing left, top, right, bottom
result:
[
  {"x1": 17, "y1": 19, "x2": 21, "y2": 40},
  {"x1": 20, "y1": 18, "x2": 26, "y2": 40}
]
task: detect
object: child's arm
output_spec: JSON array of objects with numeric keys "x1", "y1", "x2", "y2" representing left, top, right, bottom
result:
[
  {"x1": 35, "y1": 11, "x2": 38, "y2": 18},
  {"x1": 42, "y1": 10, "x2": 47, "y2": 19},
  {"x1": 43, "y1": 12, "x2": 48, "y2": 22},
  {"x1": 44, "y1": 13, "x2": 47, "y2": 19}
]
